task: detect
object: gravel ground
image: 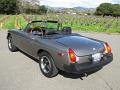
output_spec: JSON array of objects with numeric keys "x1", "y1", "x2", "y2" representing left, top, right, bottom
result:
[{"x1": 0, "y1": 30, "x2": 120, "y2": 90}]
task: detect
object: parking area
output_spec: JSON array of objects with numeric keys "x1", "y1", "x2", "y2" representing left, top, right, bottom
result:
[{"x1": 0, "y1": 30, "x2": 120, "y2": 90}]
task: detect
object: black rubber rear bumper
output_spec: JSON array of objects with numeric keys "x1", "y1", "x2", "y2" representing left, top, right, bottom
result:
[{"x1": 63, "y1": 53, "x2": 113, "y2": 74}]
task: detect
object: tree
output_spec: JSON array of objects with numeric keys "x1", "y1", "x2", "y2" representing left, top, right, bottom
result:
[
  {"x1": 0, "y1": 0, "x2": 48, "y2": 15},
  {"x1": 95, "y1": 3, "x2": 113, "y2": 16},
  {"x1": 95, "y1": 3, "x2": 120, "y2": 17},
  {"x1": 38, "y1": 5, "x2": 48, "y2": 14},
  {"x1": 112, "y1": 4, "x2": 120, "y2": 17},
  {"x1": 0, "y1": 0, "x2": 19, "y2": 14}
]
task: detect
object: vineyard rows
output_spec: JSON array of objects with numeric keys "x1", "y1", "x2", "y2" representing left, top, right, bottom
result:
[{"x1": 0, "y1": 15, "x2": 120, "y2": 33}]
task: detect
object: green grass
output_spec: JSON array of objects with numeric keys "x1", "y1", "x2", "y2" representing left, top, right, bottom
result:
[
  {"x1": 4, "y1": 15, "x2": 15, "y2": 29},
  {"x1": 0, "y1": 15, "x2": 120, "y2": 33},
  {"x1": 18, "y1": 15, "x2": 28, "y2": 29}
]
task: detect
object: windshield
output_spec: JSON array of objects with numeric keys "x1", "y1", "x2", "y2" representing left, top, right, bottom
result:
[
  {"x1": 46, "y1": 22, "x2": 58, "y2": 30},
  {"x1": 29, "y1": 22, "x2": 45, "y2": 28},
  {"x1": 28, "y1": 21, "x2": 59, "y2": 30}
]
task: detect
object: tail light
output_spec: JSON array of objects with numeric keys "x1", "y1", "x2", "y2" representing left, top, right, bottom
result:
[
  {"x1": 68, "y1": 48, "x2": 76, "y2": 63},
  {"x1": 104, "y1": 42, "x2": 112, "y2": 54}
]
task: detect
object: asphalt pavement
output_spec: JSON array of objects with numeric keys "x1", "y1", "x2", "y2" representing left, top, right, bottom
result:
[{"x1": 0, "y1": 30, "x2": 120, "y2": 90}]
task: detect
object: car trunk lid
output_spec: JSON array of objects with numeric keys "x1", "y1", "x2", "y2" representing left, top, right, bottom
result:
[{"x1": 56, "y1": 36, "x2": 104, "y2": 56}]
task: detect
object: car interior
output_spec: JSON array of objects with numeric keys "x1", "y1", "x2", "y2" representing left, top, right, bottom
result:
[{"x1": 25, "y1": 21, "x2": 72, "y2": 36}]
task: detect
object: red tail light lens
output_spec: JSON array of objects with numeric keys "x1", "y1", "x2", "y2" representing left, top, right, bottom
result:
[
  {"x1": 68, "y1": 48, "x2": 76, "y2": 63},
  {"x1": 104, "y1": 42, "x2": 112, "y2": 53}
]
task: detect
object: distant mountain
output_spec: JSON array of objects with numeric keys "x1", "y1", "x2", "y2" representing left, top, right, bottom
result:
[
  {"x1": 73, "y1": 7, "x2": 96, "y2": 11},
  {"x1": 47, "y1": 6, "x2": 66, "y2": 10},
  {"x1": 52, "y1": 7, "x2": 65, "y2": 10},
  {"x1": 47, "y1": 6, "x2": 96, "y2": 12}
]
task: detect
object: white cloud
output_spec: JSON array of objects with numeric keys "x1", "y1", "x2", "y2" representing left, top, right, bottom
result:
[{"x1": 40, "y1": 0, "x2": 119, "y2": 8}]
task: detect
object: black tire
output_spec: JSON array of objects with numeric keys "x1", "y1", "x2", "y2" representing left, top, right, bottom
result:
[
  {"x1": 39, "y1": 51, "x2": 58, "y2": 78},
  {"x1": 8, "y1": 36, "x2": 18, "y2": 52}
]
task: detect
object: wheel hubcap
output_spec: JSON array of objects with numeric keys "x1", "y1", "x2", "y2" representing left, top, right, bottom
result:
[
  {"x1": 41, "y1": 56, "x2": 51, "y2": 73},
  {"x1": 8, "y1": 38, "x2": 12, "y2": 49}
]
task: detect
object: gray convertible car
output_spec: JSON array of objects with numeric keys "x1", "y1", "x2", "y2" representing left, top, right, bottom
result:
[{"x1": 7, "y1": 20, "x2": 113, "y2": 78}]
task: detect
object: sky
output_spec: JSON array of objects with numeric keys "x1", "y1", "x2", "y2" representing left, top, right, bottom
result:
[{"x1": 40, "y1": 0, "x2": 120, "y2": 8}]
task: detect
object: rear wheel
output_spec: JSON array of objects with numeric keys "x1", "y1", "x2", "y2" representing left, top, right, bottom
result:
[
  {"x1": 8, "y1": 36, "x2": 18, "y2": 52},
  {"x1": 39, "y1": 52, "x2": 58, "y2": 78}
]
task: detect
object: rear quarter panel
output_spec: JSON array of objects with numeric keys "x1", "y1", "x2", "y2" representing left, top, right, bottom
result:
[{"x1": 31, "y1": 38, "x2": 70, "y2": 69}]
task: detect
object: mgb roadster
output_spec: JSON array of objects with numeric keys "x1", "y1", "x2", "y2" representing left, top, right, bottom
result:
[{"x1": 7, "y1": 20, "x2": 113, "y2": 78}]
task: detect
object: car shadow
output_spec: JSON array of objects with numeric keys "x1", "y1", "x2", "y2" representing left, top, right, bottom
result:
[
  {"x1": 59, "y1": 67, "x2": 102, "y2": 80},
  {"x1": 59, "y1": 71, "x2": 85, "y2": 80},
  {"x1": 19, "y1": 50, "x2": 102, "y2": 80}
]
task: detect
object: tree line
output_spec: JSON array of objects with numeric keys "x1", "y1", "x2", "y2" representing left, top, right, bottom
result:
[
  {"x1": 95, "y1": 3, "x2": 120, "y2": 17},
  {"x1": 0, "y1": 0, "x2": 48, "y2": 15}
]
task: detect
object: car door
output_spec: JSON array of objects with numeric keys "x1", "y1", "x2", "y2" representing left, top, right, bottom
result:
[{"x1": 15, "y1": 30, "x2": 35, "y2": 55}]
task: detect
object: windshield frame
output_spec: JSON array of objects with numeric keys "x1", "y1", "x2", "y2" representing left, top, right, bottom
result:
[{"x1": 24, "y1": 20, "x2": 62, "y2": 34}]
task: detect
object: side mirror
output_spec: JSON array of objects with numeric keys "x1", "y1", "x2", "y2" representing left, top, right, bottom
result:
[{"x1": 62, "y1": 26, "x2": 72, "y2": 34}]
